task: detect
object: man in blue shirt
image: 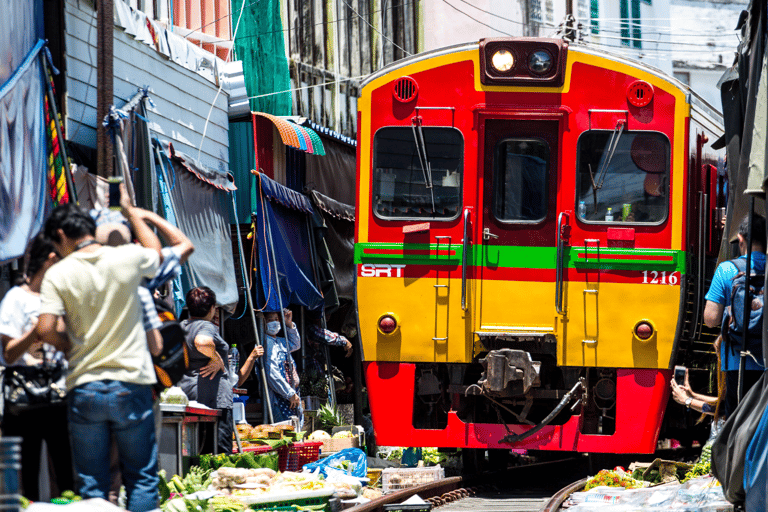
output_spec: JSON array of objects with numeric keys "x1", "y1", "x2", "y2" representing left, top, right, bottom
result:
[{"x1": 704, "y1": 214, "x2": 766, "y2": 417}]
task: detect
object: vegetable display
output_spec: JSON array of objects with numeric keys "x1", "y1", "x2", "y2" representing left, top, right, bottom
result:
[{"x1": 584, "y1": 469, "x2": 644, "y2": 491}]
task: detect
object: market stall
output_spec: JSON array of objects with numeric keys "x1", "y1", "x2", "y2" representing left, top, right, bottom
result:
[{"x1": 159, "y1": 404, "x2": 222, "y2": 477}]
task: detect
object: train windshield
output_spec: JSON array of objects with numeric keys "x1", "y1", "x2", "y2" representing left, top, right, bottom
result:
[
  {"x1": 576, "y1": 131, "x2": 670, "y2": 224},
  {"x1": 372, "y1": 127, "x2": 463, "y2": 219},
  {"x1": 493, "y1": 138, "x2": 550, "y2": 222}
]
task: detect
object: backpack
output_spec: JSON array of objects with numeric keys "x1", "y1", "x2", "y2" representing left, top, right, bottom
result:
[
  {"x1": 152, "y1": 300, "x2": 190, "y2": 391},
  {"x1": 722, "y1": 258, "x2": 764, "y2": 363}
]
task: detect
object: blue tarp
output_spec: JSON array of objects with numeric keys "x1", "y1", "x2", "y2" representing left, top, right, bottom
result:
[
  {"x1": 0, "y1": 34, "x2": 48, "y2": 263},
  {"x1": 254, "y1": 173, "x2": 323, "y2": 312}
]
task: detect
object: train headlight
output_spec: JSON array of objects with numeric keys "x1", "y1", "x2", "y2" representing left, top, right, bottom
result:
[
  {"x1": 528, "y1": 50, "x2": 553, "y2": 75},
  {"x1": 634, "y1": 320, "x2": 654, "y2": 340},
  {"x1": 491, "y1": 49, "x2": 515, "y2": 72},
  {"x1": 378, "y1": 314, "x2": 398, "y2": 335}
]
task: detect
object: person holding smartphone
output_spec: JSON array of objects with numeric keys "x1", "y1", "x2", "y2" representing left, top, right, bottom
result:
[{"x1": 670, "y1": 367, "x2": 719, "y2": 416}]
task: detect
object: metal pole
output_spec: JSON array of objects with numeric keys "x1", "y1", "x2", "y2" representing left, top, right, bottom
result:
[
  {"x1": 738, "y1": 196, "x2": 755, "y2": 402},
  {"x1": 233, "y1": 197, "x2": 273, "y2": 423},
  {"x1": 96, "y1": 0, "x2": 114, "y2": 178}
]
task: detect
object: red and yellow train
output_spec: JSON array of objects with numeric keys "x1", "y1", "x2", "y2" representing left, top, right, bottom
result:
[{"x1": 355, "y1": 38, "x2": 725, "y2": 454}]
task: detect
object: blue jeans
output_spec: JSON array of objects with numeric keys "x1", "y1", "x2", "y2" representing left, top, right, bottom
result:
[{"x1": 68, "y1": 380, "x2": 158, "y2": 512}]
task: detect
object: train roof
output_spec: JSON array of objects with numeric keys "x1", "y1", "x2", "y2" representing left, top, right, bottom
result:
[{"x1": 361, "y1": 39, "x2": 724, "y2": 132}]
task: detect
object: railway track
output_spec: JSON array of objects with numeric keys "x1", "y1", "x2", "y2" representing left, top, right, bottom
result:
[{"x1": 348, "y1": 456, "x2": 590, "y2": 512}]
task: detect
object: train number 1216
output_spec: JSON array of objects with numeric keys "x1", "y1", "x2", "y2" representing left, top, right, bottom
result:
[{"x1": 642, "y1": 270, "x2": 680, "y2": 285}]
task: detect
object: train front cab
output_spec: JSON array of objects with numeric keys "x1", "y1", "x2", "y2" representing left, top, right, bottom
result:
[{"x1": 356, "y1": 39, "x2": 725, "y2": 454}]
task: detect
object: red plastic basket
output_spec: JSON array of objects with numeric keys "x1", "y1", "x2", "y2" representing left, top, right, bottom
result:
[{"x1": 279, "y1": 441, "x2": 323, "y2": 472}]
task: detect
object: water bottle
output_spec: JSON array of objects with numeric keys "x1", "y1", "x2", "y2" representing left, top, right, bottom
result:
[
  {"x1": 605, "y1": 207, "x2": 614, "y2": 222},
  {"x1": 578, "y1": 200, "x2": 586, "y2": 218},
  {"x1": 229, "y1": 344, "x2": 239, "y2": 378}
]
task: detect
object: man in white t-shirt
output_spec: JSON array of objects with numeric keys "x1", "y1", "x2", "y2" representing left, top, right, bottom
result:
[{"x1": 37, "y1": 201, "x2": 164, "y2": 512}]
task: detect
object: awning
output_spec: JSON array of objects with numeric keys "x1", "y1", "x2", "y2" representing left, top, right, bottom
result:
[
  {"x1": 252, "y1": 112, "x2": 325, "y2": 155},
  {"x1": 310, "y1": 189, "x2": 355, "y2": 222},
  {"x1": 158, "y1": 141, "x2": 239, "y2": 312},
  {"x1": 309, "y1": 189, "x2": 355, "y2": 300},
  {"x1": 255, "y1": 170, "x2": 313, "y2": 213},
  {"x1": 254, "y1": 172, "x2": 323, "y2": 312}
]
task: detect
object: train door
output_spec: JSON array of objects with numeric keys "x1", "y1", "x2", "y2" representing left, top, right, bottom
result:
[{"x1": 475, "y1": 119, "x2": 560, "y2": 338}]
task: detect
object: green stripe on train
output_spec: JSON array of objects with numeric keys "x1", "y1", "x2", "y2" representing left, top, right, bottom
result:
[{"x1": 354, "y1": 243, "x2": 686, "y2": 272}]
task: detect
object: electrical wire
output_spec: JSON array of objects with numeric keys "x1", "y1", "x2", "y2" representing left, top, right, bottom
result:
[
  {"x1": 181, "y1": 0, "x2": 419, "y2": 47},
  {"x1": 581, "y1": 39, "x2": 736, "y2": 58},
  {"x1": 591, "y1": 23, "x2": 742, "y2": 40},
  {"x1": 339, "y1": 0, "x2": 412, "y2": 56},
  {"x1": 181, "y1": 0, "x2": 262, "y2": 38},
  {"x1": 593, "y1": 21, "x2": 743, "y2": 37},
  {"x1": 451, "y1": 0, "x2": 530, "y2": 27},
  {"x1": 440, "y1": 0, "x2": 514, "y2": 37},
  {"x1": 587, "y1": 31, "x2": 739, "y2": 49},
  {"x1": 246, "y1": 74, "x2": 368, "y2": 100},
  {"x1": 196, "y1": 0, "x2": 247, "y2": 161}
]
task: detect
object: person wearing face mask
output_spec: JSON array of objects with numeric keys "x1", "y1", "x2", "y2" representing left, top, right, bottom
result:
[
  {"x1": 177, "y1": 286, "x2": 264, "y2": 454},
  {"x1": 264, "y1": 309, "x2": 303, "y2": 426}
]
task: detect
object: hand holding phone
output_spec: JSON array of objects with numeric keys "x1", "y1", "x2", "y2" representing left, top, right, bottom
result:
[{"x1": 674, "y1": 365, "x2": 687, "y2": 386}]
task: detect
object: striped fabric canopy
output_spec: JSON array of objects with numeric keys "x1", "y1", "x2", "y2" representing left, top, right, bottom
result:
[{"x1": 252, "y1": 112, "x2": 325, "y2": 156}]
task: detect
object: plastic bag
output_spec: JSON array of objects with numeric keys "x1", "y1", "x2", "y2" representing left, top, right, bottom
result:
[
  {"x1": 160, "y1": 386, "x2": 189, "y2": 405},
  {"x1": 303, "y1": 448, "x2": 367, "y2": 479}
]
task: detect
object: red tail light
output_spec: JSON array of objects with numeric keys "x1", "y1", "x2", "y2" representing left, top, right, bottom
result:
[
  {"x1": 635, "y1": 321, "x2": 654, "y2": 340},
  {"x1": 379, "y1": 315, "x2": 397, "y2": 334}
]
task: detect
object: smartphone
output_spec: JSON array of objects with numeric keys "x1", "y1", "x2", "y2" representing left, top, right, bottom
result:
[
  {"x1": 108, "y1": 176, "x2": 123, "y2": 211},
  {"x1": 674, "y1": 365, "x2": 686, "y2": 386}
]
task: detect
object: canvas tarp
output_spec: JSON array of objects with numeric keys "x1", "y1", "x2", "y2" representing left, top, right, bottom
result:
[
  {"x1": 0, "y1": 0, "x2": 48, "y2": 263},
  {"x1": 310, "y1": 190, "x2": 355, "y2": 300},
  {"x1": 253, "y1": 172, "x2": 323, "y2": 312},
  {"x1": 719, "y1": 1, "x2": 765, "y2": 251},
  {"x1": 161, "y1": 142, "x2": 240, "y2": 312},
  {"x1": 305, "y1": 136, "x2": 357, "y2": 207}
]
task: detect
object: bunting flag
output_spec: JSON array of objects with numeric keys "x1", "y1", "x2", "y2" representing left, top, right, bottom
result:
[{"x1": 44, "y1": 81, "x2": 69, "y2": 206}]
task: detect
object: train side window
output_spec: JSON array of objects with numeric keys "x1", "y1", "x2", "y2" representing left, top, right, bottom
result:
[
  {"x1": 576, "y1": 131, "x2": 670, "y2": 224},
  {"x1": 372, "y1": 127, "x2": 463, "y2": 220},
  {"x1": 493, "y1": 138, "x2": 549, "y2": 222}
]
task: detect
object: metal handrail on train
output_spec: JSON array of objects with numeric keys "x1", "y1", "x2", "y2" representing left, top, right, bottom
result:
[
  {"x1": 555, "y1": 212, "x2": 569, "y2": 315},
  {"x1": 462, "y1": 208, "x2": 471, "y2": 311}
]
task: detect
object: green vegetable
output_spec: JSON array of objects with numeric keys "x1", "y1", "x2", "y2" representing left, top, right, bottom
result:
[
  {"x1": 20, "y1": 496, "x2": 30, "y2": 509},
  {"x1": 682, "y1": 460, "x2": 711, "y2": 483},
  {"x1": 209, "y1": 496, "x2": 246, "y2": 512},
  {"x1": 316, "y1": 404, "x2": 343, "y2": 431},
  {"x1": 161, "y1": 497, "x2": 187, "y2": 512},
  {"x1": 158, "y1": 470, "x2": 171, "y2": 503},
  {"x1": 584, "y1": 469, "x2": 643, "y2": 491},
  {"x1": 234, "y1": 452, "x2": 258, "y2": 469},
  {"x1": 170, "y1": 475, "x2": 186, "y2": 495}
]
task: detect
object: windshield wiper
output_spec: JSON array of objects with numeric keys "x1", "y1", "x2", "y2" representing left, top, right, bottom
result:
[
  {"x1": 588, "y1": 120, "x2": 625, "y2": 192},
  {"x1": 411, "y1": 117, "x2": 436, "y2": 212}
]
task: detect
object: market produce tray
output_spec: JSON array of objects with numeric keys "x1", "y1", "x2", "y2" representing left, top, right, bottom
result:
[{"x1": 235, "y1": 487, "x2": 334, "y2": 509}]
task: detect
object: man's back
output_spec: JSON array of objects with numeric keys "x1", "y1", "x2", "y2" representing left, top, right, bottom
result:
[{"x1": 40, "y1": 244, "x2": 159, "y2": 389}]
